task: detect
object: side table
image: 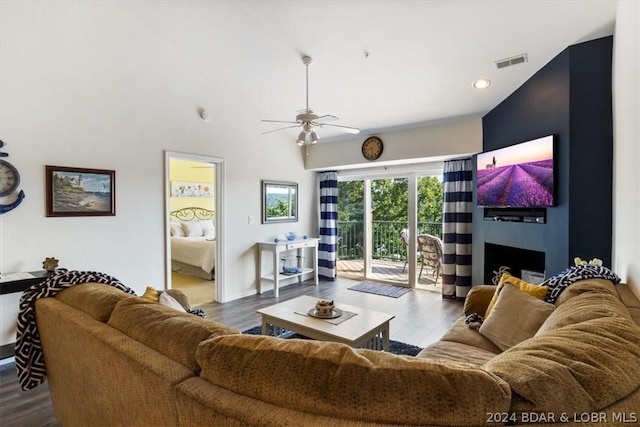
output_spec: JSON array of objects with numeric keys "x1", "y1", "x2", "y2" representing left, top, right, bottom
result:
[{"x1": 258, "y1": 238, "x2": 319, "y2": 297}]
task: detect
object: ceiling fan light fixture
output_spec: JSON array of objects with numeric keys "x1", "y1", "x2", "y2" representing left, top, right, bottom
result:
[
  {"x1": 262, "y1": 54, "x2": 360, "y2": 143},
  {"x1": 309, "y1": 130, "x2": 319, "y2": 144},
  {"x1": 296, "y1": 131, "x2": 306, "y2": 146}
]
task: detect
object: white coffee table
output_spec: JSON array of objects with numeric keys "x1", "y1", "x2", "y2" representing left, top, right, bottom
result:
[{"x1": 256, "y1": 295, "x2": 395, "y2": 351}]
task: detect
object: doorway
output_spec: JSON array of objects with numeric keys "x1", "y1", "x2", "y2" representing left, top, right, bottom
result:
[{"x1": 165, "y1": 151, "x2": 225, "y2": 304}]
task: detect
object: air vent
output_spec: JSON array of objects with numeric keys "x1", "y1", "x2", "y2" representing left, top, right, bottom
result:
[{"x1": 495, "y1": 54, "x2": 528, "y2": 69}]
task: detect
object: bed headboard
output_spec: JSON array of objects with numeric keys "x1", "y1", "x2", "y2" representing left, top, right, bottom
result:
[{"x1": 169, "y1": 207, "x2": 215, "y2": 222}]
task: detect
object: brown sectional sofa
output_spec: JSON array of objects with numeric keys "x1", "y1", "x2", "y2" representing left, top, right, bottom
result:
[{"x1": 34, "y1": 279, "x2": 640, "y2": 426}]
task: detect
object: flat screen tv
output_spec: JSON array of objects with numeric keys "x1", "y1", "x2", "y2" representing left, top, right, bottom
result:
[{"x1": 476, "y1": 135, "x2": 554, "y2": 207}]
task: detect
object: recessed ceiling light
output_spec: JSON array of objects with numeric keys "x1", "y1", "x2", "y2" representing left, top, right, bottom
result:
[{"x1": 472, "y1": 78, "x2": 491, "y2": 89}]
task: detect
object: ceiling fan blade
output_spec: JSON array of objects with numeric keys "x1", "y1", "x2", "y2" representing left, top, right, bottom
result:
[
  {"x1": 316, "y1": 123, "x2": 360, "y2": 134},
  {"x1": 262, "y1": 124, "x2": 302, "y2": 135},
  {"x1": 313, "y1": 114, "x2": 339, "y2": 123},
  {"x1": 262, "y1": 119, "x2": 300, "y2": 124}
]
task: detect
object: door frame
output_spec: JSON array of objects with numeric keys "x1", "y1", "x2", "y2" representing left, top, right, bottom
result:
[{"x1": 164, "y1": 151, "x2": 225, "y2": 302}]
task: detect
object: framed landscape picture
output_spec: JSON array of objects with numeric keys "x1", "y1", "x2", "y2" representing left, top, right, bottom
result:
[{"x1": 46, "y1": 165, "x2": 116, "y2": 217}]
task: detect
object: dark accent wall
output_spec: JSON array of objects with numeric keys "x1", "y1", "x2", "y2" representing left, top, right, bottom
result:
[{"x1": 472, "y1": 36, "x2": 613, "y2": 283}]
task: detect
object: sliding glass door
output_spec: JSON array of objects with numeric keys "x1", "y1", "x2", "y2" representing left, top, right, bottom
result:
[
  {"x1": 337, "y1": 171, "x2": 443, "y2": 287},
  {"x1": 371, "y1": 177, "x2": 409, "y2": 285}
]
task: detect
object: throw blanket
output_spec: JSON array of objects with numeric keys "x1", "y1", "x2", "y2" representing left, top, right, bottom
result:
[
  {"x1": 542, "y1": 264, "x2": 621, "y2": 304},
  {"x1": 15, "y1": 271, "x2": 135, "y2": 391}
]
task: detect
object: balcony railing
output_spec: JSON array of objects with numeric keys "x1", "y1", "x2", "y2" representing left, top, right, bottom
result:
[{"x1": 337, "y1": 220, "x2": 443, "y2": 261}]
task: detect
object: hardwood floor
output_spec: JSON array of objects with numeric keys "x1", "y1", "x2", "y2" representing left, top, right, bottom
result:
[
  {"x1": 0, "y1": 277, "x2": 463, "y2": 426},
  {"x1": 197, "y1": 276, "x2": 462, "y2": 349}
]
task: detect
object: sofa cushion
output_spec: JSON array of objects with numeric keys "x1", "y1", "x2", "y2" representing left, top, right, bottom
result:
[
  {"x1": 614, "y1": 284, "x2": 640, "y2": 326},
  {"x1": 553, "y1": 278, "x2": 618, "y2": 306},
  {"x1": 36, "y1": 297, "x2": 194, "y2": 426},
  {"x1": 463, "y1": 285, "x2": 496, "y2": 317},
  {"x1": 55, "y1": 283, "x2": 133, "y2": 322},
  {"x1": 438, "y1": 316, "x2": 502, "y2": 354},
  {"x1": 616, "y1": 283, "x2": 640, "y2": 309},
  {"x1": 536, "y1": 290, "x2": 632, "y2": 336},
  {"x1": 417, "y1": 340, "x2": 498, "y2": 366},
  {"x1": 108, "y1": 297, "x2": 239, "y2": 372},
  {"x1": 485, "y1": 273, "x2": 548, "y2": 318},
  {"x1": 483, "y1": 315, "x2": 640, "y2": 416},
  {"x1": 196, "y1": 334, "x2": 511, "y2": 426},
  {"x1": 479, "y1": 284, "x2": 554, "y2": 351}
]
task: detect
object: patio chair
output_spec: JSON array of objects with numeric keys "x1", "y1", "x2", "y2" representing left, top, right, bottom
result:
[{"x1": 417, "y1": 234, "x2": 444, "y2": 284}]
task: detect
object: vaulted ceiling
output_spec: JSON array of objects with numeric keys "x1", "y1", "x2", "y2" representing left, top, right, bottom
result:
[{"x1": 122, "y1": 0, "x2": 618, "y2": 143}]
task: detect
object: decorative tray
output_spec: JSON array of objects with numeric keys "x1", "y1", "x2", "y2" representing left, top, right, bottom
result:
[{"x1": 307, "y1": 307, "x2": 342, "y2": 319}]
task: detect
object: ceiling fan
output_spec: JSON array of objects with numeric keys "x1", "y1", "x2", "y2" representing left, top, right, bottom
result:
[{"x1": 262, "y1": 55, "x2": 360, "y2": 145}]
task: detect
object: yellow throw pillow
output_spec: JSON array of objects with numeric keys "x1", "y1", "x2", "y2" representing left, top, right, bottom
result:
[
  {"x1": 141, "y1": 285, "x2": 160, "y2": 302},
  {"x1": 484, "y1": 272, "x2": 548, "y2": 318}
]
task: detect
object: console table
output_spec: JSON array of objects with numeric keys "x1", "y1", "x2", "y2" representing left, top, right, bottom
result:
[
  {"x1": 0, "y1": 270, "x2": 51, "y2": 294},
  {"x1": 258, "y1": 238, "x2": 319, "y2": 297},
  {"x1": 0, "y1": 270, "x2": 52, "y2": 359}
]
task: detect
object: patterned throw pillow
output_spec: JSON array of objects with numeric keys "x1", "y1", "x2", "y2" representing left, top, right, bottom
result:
[{"x1": 541, "y1": 264, "x2": 621, "y2": 304}]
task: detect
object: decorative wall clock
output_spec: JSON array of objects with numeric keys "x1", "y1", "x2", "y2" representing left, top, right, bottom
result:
[
  {"x1": 361, "y1": 136, "x2": 384, "y2": 161},
  {"x1": 0, "y1": 139, "x2": 26, "y2": 215}
]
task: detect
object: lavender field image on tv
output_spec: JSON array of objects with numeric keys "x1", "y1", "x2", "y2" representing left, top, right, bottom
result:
[{"x1": 476, "y1": 136, "x2": 554, "y2": 207}]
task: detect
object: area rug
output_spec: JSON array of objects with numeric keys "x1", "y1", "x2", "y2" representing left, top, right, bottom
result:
[
  {"x1": 242, "y1": 326, "x2": 422, "y2": 356},
  {"x1": 348, "y1": 281, "x2": 411, "y2": 298}
]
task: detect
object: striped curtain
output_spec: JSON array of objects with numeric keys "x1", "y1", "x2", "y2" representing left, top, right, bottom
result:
[
  {"x1": 441, "y1": 159, "x2": 473, "y2": 299},
  {"x1": 318, "y1": 171, "x2": 338, "y2": 280}
]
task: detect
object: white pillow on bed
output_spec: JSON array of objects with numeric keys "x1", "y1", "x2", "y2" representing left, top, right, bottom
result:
[
  {"x1": 199, "y1": 220, "x2": 215, "y2": 231},
  {"x1": 182, "y1": 221, "x2": 203, "y2": 237},
  {"x1": 170, "y1": 222, "x2": 186, "y2": 237},
  {"x1": 199, "y1": 220, "x2": 215, "y2": 240}
]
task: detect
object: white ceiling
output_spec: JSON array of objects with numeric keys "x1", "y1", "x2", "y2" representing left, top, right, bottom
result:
[{"x1": 125, "y1": 0, "x2": 618, "y2": 144}]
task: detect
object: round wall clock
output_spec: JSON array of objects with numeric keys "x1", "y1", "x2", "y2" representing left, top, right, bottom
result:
[
  {"x1": 362, "y1": 136, "x2": 383, "y2": 161},
  {"x1": 0, "y1": 139, "x2": 26, "y2": 215},
  {"x1": 0, "y1": 159, "x2": 20, "y2": 197}
]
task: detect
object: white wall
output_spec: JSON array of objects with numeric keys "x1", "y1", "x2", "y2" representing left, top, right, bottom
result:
[
  {"x1": 613, "y1": 0, "x2": 640, "y2": 298},
  {"x1": 0, "y1": 2, "x2": 316, "y2": 346},
  {"x1": 304, "y1": 117, "x2": 482, "y2": 170}
]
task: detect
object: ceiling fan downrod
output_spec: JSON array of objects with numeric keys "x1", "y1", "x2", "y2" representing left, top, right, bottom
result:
[{"x1": 302, "y1": 55, "x2": 312, "y2": 114}]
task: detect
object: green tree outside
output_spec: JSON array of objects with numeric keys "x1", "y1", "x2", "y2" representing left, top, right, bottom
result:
[{"x1": 337, "y1": 177, "x2": 443, "y2": 260}]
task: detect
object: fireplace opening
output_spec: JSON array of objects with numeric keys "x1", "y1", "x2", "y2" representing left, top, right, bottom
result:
[{"x1": 484, "y1": 243, "x2": 545, "y2": 285}]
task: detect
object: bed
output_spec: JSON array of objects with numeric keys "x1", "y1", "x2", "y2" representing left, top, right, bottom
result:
[{"x1": 169, "y1": 207, "x2": 216, "y2": 280}]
